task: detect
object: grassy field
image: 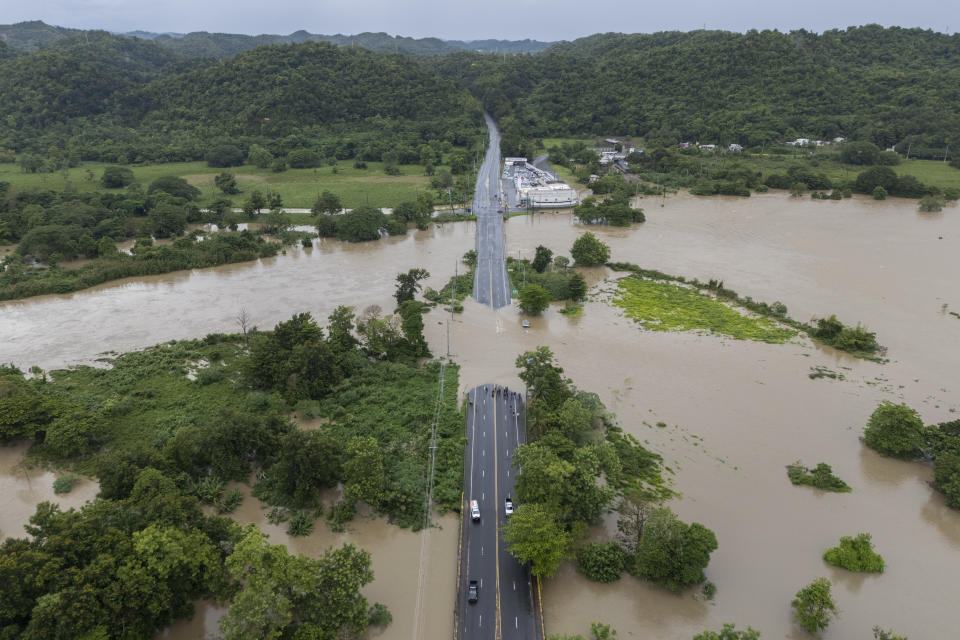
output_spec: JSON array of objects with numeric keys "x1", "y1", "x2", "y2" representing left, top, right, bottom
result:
[
  {"x1": 612, "y1": 276, "x2": 797, "y2": 343},
  {"x1": 538, "y1": 137, "x2": 600, "y2": 150},
  {"x1": 0, "y1": 160, "x2": 436, "y2": 208}
]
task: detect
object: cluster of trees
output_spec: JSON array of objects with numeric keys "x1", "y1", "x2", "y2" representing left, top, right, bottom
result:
[
  {"x1": 574, "y1": 177, "x2": 645, "y2": 227},
  {"x1": 862, "y1": 402, "x2": 960, "y2": 508},
  {"x1": 511, "y1": 245, "x2": 588, "y2": 315},
  {"x1": 501, "y1": 348, "x2": 713, "y2": 593},
  {"x1": 810, "y1": 314, "x2": 881, "y2": 356}
]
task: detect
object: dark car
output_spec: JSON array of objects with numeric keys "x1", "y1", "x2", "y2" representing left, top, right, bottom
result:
[{"x1": 468, "y1": 580, "x2": 479, "y2": 603}]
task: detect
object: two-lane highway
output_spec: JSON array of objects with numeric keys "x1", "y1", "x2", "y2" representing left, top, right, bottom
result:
[
  {"x1": 458, "y1": 385, "x2": 536, "y2": 640},
  {"x1": 472, "y1": 114, "x2": 511, "y2": 310}
]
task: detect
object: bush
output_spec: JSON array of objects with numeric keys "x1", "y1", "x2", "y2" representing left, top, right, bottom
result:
[
  {"x1": 872, "y1": 186, "x2": 887, "y2": 200},
  {"x1": 368, "y1": 603, "x2": 392, "y2": 627},
  {"x1": 863, "y1": 401, "x2": 926, "y2": 458},
  {"x1": 206, "y1": 144, "x2": 244, "y2": 168},
  {"x1": 287, "y1": 148, "x2": 322, "y2": 169},
  {"x1": 918, "y1": 195, "x2": 944, "y2": 212},
  {"x1": 823, "y1": 533, "x2": 884, "y2": 572},
  {"x1": 148, "y1": 176, "x2": 201, "y2": 201},
  {"x1": 693, "y1": 623, "x2": 759, "y2": 640},
  {"x1": 53, "y1": 475, "x2": 79, "y2": 494},
  {"x1": 855, "y1": 166, "x2": 898, "y2": 194},
  {"x1": 287, "y1": 511, "x2": 315, "y2": 536},
  {"x1": 875, "y1": 150, "x2": 901, "y2": 166},
  {"x1": 576, "y1": 542, "x2": 625, "y2": 583},
  {"x1": 786, "y1": 461, "x2": 851, "y2": 492},
  {"x1": 100, "y1": 165, "x2": 135, "y2": 188}
]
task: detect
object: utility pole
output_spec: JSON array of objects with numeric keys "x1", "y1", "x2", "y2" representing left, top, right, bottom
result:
[{"x1": 447, "y1": 260, "x2": 456, "y2": 357}]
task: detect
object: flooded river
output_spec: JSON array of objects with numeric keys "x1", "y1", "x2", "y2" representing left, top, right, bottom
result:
[{"x1": 2, "y1": 193, "x2": 959, "y2": 638}]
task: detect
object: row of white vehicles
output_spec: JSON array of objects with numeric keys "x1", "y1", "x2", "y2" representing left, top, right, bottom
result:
[{"x1": 469, "y1": 497, "x2": 513, "y2": 522}]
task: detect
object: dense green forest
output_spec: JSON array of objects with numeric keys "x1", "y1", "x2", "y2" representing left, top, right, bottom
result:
[
  {"x1": 0, "y1": 31, "x2": 483, "y2": 163},
  {"x1": 436, "y1": 26, "x2": 960, "y2": 156},
  {"x1": 2, "y1": 25, "x2": 959, "y2": 167}
]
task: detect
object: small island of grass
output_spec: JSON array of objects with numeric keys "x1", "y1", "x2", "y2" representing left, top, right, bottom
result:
[{"x1": 823, "y1": 533, "x2": 885, "y2": 572}]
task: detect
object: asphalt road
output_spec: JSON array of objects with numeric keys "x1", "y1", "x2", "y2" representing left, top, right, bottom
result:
[
  {"x1": 472, "y1": 114, "x2": 512, "y2": 310},
  {"x1": 458, "y1": 385, "x2": 537, "y2": 640}
]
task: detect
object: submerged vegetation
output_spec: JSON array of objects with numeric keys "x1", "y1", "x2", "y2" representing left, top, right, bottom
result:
[
  {"x1": 786, "y1": 461, "x2": 852, "y2": 493},
  {"x1": 609, "y1": 262, "x2": 885, "y2": 358},
  {"x1": 613, "y1": 277, "x2": 797, "y2": 343},
  {"x1": 504, "y1": 347, "x2": 717, "y2": 593}
]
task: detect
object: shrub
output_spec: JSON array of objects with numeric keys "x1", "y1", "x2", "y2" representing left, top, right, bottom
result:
[
  {"x1": 875, "y1": 150, "x2": 901, "y2": 166},
  {"x1": 287, "y1": 148, "x2": 322, "y2": 169},
  {"x1": 855, "y1": 166, "x2": 898, "y2": 194},
  {"x1": 786, "y1": 461, "x2": 851, "y2": 492},
  {"x1": 216, "y1": 487, "x2": 244, "y2": 514},
  {"x1": 872, "y1": 186, "x2": 887, "y2": 200},
  {"x1": 287, "y1": 510, "x2": 315, "y2": 536},
  {"x1": 53, "y1": 475, "x2": 78, "y2": 494},
  {"x1": 918, "y1": 195, "x2": 944, "y2": 212},
  {"x1": 823, "y1": 533, "x2": 884, "y2": 572},
  {"x1": 206, "y1": 144, "x2": 244, "y2": 168},
  {"x1": 576, "y1": 542, "x2": 625, "y2": 583},
  {"x1": 693, "y1": 623, "x2": 760, "y2": 640},
  {"x1": 368, "y1": 603, "x2": 392, "y2": 627},
  {"x1": 101, "y1": 166, "x2": 135, "y2": 188},
  {"x1": 863, "y1": 401, "x2": 926, "y2": 458}
]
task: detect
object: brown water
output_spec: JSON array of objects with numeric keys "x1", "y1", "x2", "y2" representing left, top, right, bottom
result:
[
  {"x1": 0, "y1": 443, "x2": 100, "y2": 540},
  {"x1": 1, "y1": 193, "x2": 959, "y2": 638},
  {"x1": 159, "y1": 481, "x2": 458, "y2": 640}
]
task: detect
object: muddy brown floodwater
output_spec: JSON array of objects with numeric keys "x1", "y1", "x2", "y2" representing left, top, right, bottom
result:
[{"x1": 1, "y1": 193, "x2": 959, "y2": 638}]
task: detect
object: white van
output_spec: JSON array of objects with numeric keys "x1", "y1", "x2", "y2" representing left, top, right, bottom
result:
[{"x1": 470, "y1": 499, "x2": 480, "y2": 521}]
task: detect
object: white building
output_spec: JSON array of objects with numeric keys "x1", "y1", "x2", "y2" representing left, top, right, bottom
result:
[{"x1": 519, "y1": 183, "x2": 579, "y2": 208}]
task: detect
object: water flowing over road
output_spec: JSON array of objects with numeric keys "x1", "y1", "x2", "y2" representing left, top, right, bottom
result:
[{"x1": 472, "y1": 114, "x2": 511, "y2": 309}]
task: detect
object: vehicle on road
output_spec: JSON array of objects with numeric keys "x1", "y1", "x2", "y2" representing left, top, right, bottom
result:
[
  {"x1": 470, "y1": 499, "x2": 480, "y2": 521},
  {"x1": 521, "y1": 319, "x2": 530, "y2": 329},
  {"x1": 468, "y1": 580, "x2": 479, "y2": 603},
  {"x1": 505, "y1": 497, "x2": 514, "y2": 516}
]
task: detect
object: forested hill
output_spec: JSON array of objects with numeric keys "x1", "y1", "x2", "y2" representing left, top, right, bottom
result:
[
  {"x1": 137, "y1": 41, "x2": 482, "y2": 136},
  {"x1": 0, "y1": 21, "x2": 555, "y2": 58},
  {"x1": 439, "y1": 26, "x2": 960, "y2": 151},
  {"x1": 0, "y1": 33, "x2": 482, "y2": 161}
]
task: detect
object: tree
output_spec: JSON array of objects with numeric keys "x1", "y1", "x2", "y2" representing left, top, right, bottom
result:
[
  {"x1": 570, "y1": 232, "x2": 610, "y2": 266},
  {"x1": 616, "y1": 490, "x2": 657, "y2": 554},
  {"x1": 839, "y1": 141, "x2": 880, "y2": 165},
  {"x1": 532, "y1": 245, "x2": 554, "y2": 273},
  {"x1": 214, "y1": 172, "x2": 239, "y2": 194},
  {"x1": 791, "y1": 578, "x2": 837, "y2": 634},
  {"x1": 449, "y1": 151, "x2": 470, "y2": 174},
  {"x1": 100, "y1": 165, "x2": 134, "y2": 188},
  {"x1": 148, "y1": 176, "x2": 201, "y2": 200},
  {"x1": 343, "y1": 436, "x2": 385, "y2": 507},
  {"x1": 147, "y1": 203, "x2": 188, "y2": 238},
  {"x1": 823, "y1": 533, "x2": 884, "y2": 572},
  {"x1": 863, "y1": 401, "x2": 926, "y2": 458},
  {"x1": 872, "y1": 186, "x2": 887, "y2": 200},
  {"x1": 312, "y1": 190, "x2": 342, "y2": 215},
  {"x1": 206, "y1": 144, "x2": 244, "y2": 167},
  {"x1": 519, "y1": 284, "x2": 551, "y2": 315},
  {"x1": 397, "y1": 300, "x2": 430, "y2": 357},
  {"x1": 576, "y1": 542, "x2": 624, "y2": 582},
  {"x1": 693, "y1": 624, "x2": 762, "y2": 640},
  {"x1": 503, "y1": 503, "x2": 571, "y2": 578},
  {"x1": 221, "y1": 526, "x2": 378, "y2": 640},
  {"x1": 632, "y1": 508, "x2": 717, "y2": 592},
  {"x1": 918, "y1": 195, "x2": 944, "y2": 212},
  {"x1": 247, "y1": 144, "x2": 274, "y2": 169},
  {"x1": 287, "y1": 148, "x2": 321, "y2": 169},
  {"x1": 245, "y1": 190, "x2": 266, "y2": 215},
  {"x1": 394, "y1": 268, "x2": 430, "y2": 305},
  {"x1": 336, "y1": 206, "x2": 386, "y2": 242},
  {"x1": 568, "y1": 272, "x2": 588, "y2": 301},
  {"x1": 855, "y1": 166, "x2": 898, "y2": 194}
]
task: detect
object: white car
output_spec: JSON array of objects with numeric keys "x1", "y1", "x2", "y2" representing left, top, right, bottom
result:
[
  {"x1": 504, "y1": 497, "x2": 514, "y2": 516},
  {"x1": 470, "y1": 499, "x2": 480, "y2": 521}
]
